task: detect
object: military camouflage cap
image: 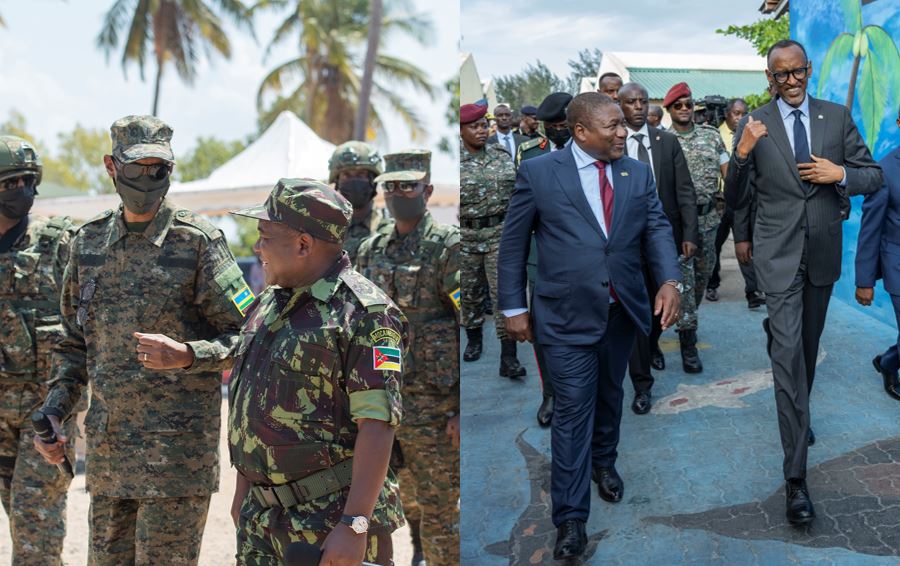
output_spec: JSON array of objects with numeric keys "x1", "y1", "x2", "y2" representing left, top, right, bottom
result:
[
  {"x1": 374, "y1": 149, "x2": 431, "y2": 183},
  {"x1": 110, "y1": 115, "x2": 175, "y2": 164},
  {"x1": 231, "y1": 178, "x2": 352, "y2": 244},
  {"x1": 328, "y1": 141, "x2": 383, "y2": 183},
  {"x1": 0, "y1": 135, "x2": 42, "y2": 184}
]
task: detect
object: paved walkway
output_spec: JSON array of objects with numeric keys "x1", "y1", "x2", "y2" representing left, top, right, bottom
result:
[{"x1": 461, "y1": 248, "x2": 900, "y2": 565}]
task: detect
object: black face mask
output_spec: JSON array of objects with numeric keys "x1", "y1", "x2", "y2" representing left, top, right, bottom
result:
[
  {"x1": 338, "y1": 179, "x2": 376, "y2": 209},
  {"x1": 546, "y1": 126, "x2": 571, "y2": 149},
  {"x1": 0, "y1": 185, "x2": 36, "y2": 220},
  {"x1": 114, "y1": 174, "x2": 170, "y2": 215},
  {"x1": 386, "y1": 194, "x2": 426, "y2": 221}
]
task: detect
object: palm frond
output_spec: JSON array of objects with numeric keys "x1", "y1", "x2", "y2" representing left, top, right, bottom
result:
[
  {"x1": 374, "y1": 54, "x2": 436, "y2": 97},
  {"x1": 372, "y1": 82, "x2": 426, "y2": 141},
  {"x1": 256, "y1": 57, "x2": 308, "y2": 109}
]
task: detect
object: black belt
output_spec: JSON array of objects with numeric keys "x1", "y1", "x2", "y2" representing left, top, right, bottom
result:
[
  {"x1": 461, "y1": 213, "x2": 505, "y2": 229},
  {"x1": 697, "y1": 202, "x2": 715, "y2": 216}
]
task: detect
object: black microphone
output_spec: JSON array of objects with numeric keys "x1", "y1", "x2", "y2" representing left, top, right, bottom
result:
[
  {"x1": 282, "y1": 542, "x2": 380, "y2": 566},
  {"x1": 30, "y1": 411, "x2": 74, "y2": 478}
]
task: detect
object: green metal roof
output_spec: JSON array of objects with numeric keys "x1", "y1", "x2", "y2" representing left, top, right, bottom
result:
[{"x1": 628, "y1": 68, "x2": 768, "y2": 100}]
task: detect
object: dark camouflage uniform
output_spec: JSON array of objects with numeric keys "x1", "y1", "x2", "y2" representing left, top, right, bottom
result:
[
  {"x1": 229, "y1": 179, "x2": 407, "y2": 566},
  {"x1": 674, "y1": 124, "x2": 728, "y2": 331},
  {"x1": 0, "y1": 214, "x2": 77, "y2": 566},
  {"x1": 357, "y1": 150, "x2": 460, "y2": 565},
  {"x1": 344, "y1": 206, "x2": 391, "y2": 263},
  {"x1": 460, "y1": 143, "x2": 516, "y2": 339}
]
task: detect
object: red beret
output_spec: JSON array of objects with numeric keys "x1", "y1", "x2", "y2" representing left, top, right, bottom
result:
[
  {"x1": 460, "y1": 103, "x2": 487, "y2": 124},
  {"x1": 663, "y1": 82, "x2": 692, "y2": 108}
]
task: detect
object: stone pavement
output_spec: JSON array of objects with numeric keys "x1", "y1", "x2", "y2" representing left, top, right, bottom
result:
[{"x1": 461, "y1": 249, "x2": 900, "y2": 565}]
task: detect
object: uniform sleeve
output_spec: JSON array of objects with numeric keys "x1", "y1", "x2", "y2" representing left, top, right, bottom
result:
[
  {"x1": 439, "y1": 230, "x2": 461, "y2": 323},
  {"x1": 344, "y1": 304, "x2": 408, "y2": 427},
  {"x1": 43, "y1": 237, "x2": 88, "y2": 420},
  {"x1": 183, "y1": 235, "x2": 249, "y2": 374}
]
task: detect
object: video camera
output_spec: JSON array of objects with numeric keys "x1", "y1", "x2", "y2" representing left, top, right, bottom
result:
[{"x1": 699, "y1": 95, "x2": 728, "y2": 127}]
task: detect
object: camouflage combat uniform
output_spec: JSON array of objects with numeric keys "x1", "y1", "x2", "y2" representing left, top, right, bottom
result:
[
  {"x1": 460, "y1": 143, "x2": 516, "y2": 339},
  {"x1": 229, "y1": 179, "x2": 407, "y2": 566},
  {"x1": 356, "y1": 151, "x2": 460, "y2": 566},
  {"x1": 1, "y1": 213, "x2": 76, "y2": 566},
  {"x1": 344, "y1": 206, "x2": 391, "y2": 263},
  {"x1": 41, "y1": 117, "x2": 248, "y2": 566},
  {"x1": 674, "y1": 124, "x2": 728, "y2": 331}
]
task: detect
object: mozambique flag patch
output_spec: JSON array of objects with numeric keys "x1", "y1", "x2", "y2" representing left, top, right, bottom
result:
[
  {"x1": 231, "y1": 285, "x2": 255, "y2": 315},
  {"x1": 373, "y1": 346, "x2": 402, "y2": 372},
  {"x1": 449, "y1": 287, "x2": 461, "y2": 311}
]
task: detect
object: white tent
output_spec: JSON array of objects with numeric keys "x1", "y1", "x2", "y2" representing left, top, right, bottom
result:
[{"x1": 170, "y1": 110, "x2": 336, "y2": 193}]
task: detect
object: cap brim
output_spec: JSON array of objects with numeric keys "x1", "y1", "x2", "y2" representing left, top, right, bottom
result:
[
  {"x1": 375, "y1": 171, "x2": 428, "y2": 183},
  {"x1": 230, "y1": 204, "x2": 271, "y2": 221},
  {"x1": 117, "y1": 143, "x2": 175, "y2": 164}
]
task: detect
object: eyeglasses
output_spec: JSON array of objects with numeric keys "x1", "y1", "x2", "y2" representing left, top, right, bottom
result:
[
  {"x1": 0, "y1": 174, "x2": 37, "y2": 191},
  {"x1": 113, "y1": 158, "x2": 172, "y2": 181},
  {"x1": 672, "y1": 101, "x2": 694, "y2": 111},
  {"x1": 383, "y1": 181, "x2": 423, "y2": 194},
  {"x1": 769, "y1": 64, "x2": 809, "y2": 85}
]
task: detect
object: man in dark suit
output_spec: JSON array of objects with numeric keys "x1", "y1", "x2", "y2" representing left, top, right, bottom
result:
[
  {"x1": 487, "y1": 104, "x2": 529, "y2": 165},
  {"x1": 498, "y1": 92, "x2": 682, "y2": 559},
  {"x1": 618, "y1": 82, "x2": 699, "y2": 414},
  {"x1": 855, "y1": 105, "x2": 900, "y2": 402},
  {"x1": 725, "y1": 39, "x2": 882, "y2": 526}
]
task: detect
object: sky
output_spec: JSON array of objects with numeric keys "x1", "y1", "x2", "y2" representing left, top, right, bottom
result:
[
  {"x1": 0, "y1": 0, "x2": 460, "y2": 183},
  {"x1": 461, "y1": 0, "x2": 768, "y2": 82}
]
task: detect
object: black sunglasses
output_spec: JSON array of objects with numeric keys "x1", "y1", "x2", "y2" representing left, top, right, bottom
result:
[
  {"x1": 672, "y1": 101, "x2": 694, "y2": 111},
  {"x1": 769, "y1": 64, "x2": 810, "y2": 85},
  {"x1": 113, "y1": 158, "x2": 172, "y2": 181}
]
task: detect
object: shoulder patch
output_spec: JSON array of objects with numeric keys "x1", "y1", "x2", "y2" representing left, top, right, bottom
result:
[
  {"x1": 173, "y1": 209, "x2": 224, "y2": 240},
  {"x1": 339, "y1": 269, "x2": 390, "y2": 308}
]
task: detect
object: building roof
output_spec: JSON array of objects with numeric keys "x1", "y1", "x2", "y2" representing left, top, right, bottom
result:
[{"x1": 628, "y1": 68, "x2": 769, "y2": 100}]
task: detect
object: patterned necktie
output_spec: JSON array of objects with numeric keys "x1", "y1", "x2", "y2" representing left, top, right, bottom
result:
[
  {"x1": 593, "y1": 161, "x2": 617, "y2": 301},
  {"x1": 631, "y1": 133, "x2": 652, "y2": 165}
]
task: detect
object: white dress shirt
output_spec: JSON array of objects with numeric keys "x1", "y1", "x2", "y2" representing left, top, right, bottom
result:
[
  {"x1": 495, "y1": 130, "x2": 516, "y2": 161},
  {"x1": 775, "y1": 94, "x2": 846, "y2": 186},
  {"x1": 626, "y1": 124, "x2": 654, "y2": 177}
]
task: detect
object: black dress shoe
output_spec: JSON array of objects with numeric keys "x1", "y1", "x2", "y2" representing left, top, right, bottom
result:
[
  {"x1": 537, "y1": 394, "x2": 554, "y2": 427},
  {"x1": 553, "y1": 519, "x2": 586, "y2": 560},
  {"x1": 705, "y1": 287, "x2": 719, "y2": 302},
  {"x1": 873, "y1": 355, "x2": 900, "y2": 401},
  {"x1": 747, "y1": 291, "x2": 766, "y2": 309},
  {"x1": 762, "y1": 318, "x2": 773, "y2": 358},
  {"x1": 631, "y1": 391, "x2": 651, "y2": 415},
  {"x1": 808, "y1": 427, "x2": 815, "y2": 446},
  {"x1": 785, "y1": 478, "x2": 815, "y2": 525},
  {"x1": 592, "y1": 466, "x2": 623, "y2": 503},
  {"x1": 651, "y1": 345, "x2": 665, "y2": 371}
]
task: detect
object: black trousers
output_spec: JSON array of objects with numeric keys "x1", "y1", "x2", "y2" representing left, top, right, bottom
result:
[
  {"x1": 708, "y1": 207, "x2": 759, "y2": 294},
  {"x1": 628, "y1": 264, "x2": 660, "y2": 393}
]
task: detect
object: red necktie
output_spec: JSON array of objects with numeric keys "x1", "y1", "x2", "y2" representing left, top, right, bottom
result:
[{"x1": 593, "y1": 161, "x2": 617, "y2": 301}]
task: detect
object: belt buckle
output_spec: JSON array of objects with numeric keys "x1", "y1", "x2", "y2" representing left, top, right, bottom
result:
[
  {"x1": 296, "y1": 483, "x2": 311, "y2": 500},
  {"x1": 256, "y1": 486, "x2": 279, "y2": 508}
]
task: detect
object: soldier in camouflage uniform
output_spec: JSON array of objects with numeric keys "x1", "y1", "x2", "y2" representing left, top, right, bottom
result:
[
  {"x1": 664, "y1": 83, "x2": 730, "y2": 373},
  {"x1": 460, "y1": 103, "x2": 525, "y2": 378},
  {"x1": 328, "y1": 141, "x2": 392, "y2": 262},
  {"x1": 229, "y1": 179, "x2": 407, "y2": 566},
  {"x1": 0, "y1": 135, "x2": 76, "y2": 566},
  {"x1": 33, "y1": 116, "x2": 249, "y2": 566},
  {"x1": 356, "y1": 150, "x2": 460, "y2": 566}
]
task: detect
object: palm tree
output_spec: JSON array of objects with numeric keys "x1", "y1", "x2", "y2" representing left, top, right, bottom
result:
[
  {"x1": 97, "y1": 0, "x2": 253, "y2": 116},
  {"x1": 353, "y1": 0, "x2": 382, "y2": 141},
  {"x1": 253, "y1": 0, "x2": 436, "y2": 144}
]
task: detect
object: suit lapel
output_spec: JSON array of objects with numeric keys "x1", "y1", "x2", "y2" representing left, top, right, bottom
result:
[
  {"x1": 760, "y1": 101, "x2": 804, "y2": 187},
  {"x1": 608, "y1": 158, "x2": 630, "y2": 239},
  {"x1": 648, "y1": 126, "x2": 662, "y2": 186},
  {"x1": 553, "y1": 148, "x2": 607, "y2": 241},
  {"x1": 808, "y1": 97, "x2": 825, "y2": 158}
]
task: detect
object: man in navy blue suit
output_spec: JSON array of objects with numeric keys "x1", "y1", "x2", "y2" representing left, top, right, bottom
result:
[
  {"x1": 855, "y1": 105, "x2": 900, "y2": 402},
  {"x1": 497, "y1": 92, "x2": 682, "y2": 559}
]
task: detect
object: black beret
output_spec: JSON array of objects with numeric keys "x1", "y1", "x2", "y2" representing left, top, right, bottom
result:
[
  {"x1": 520, "y1": 105, "x2": 538, "y2": 116},
  {"x1": 536, "y1": 92, "x2": 573, "y2": 122}
]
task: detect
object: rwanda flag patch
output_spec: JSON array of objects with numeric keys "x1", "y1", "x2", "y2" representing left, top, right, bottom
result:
[
  {"x1": 449, "y1": 288, "x2": 461, "y2": 311},
  {"x1": 231, "y1": 285, "x2": 255, "y2": 316},
  {"x1": 373, "y1": 346, "x2": 402, "y2": 372}
]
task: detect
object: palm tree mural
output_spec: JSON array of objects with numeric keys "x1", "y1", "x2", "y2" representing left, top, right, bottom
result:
[
  {"x1": 97, "y1": 0, "x2": 253, "y2": 116},
  {"x1": 253, "y1": 0, "x2": 435, "y2": 144},
  {"x1": 818, "y1": 0, "x2": 900, "y2": 146}
]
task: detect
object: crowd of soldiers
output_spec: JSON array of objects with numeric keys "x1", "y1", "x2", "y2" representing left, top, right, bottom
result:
[
  {"x1": 1, "y1": 115, "x2": 459, "y2": 566},
  {"x1": 460, "y1": 73, "x2": 759, "y2": 421}
]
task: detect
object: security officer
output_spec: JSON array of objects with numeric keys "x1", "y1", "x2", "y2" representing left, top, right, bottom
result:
[
  {"x1": 34, "y1": 115, "x2": 249, "y2": 565},
  {"x1": 0, "y1": 135, "x2": 75, "y2": 566},
  {"x1": 519, "y1": 105, "x2": 540, "y2": 139},
  {"x1": 327, "y1": 141, "x2": 391, "y2": 262},
  {"x1": 229, "y1": 179, "x2": 407, "y2": 566},
  {"x1": 356, "y1": 150, "x2": 460, "y2": 565},
  {"x1": 664, "y1": 83, "x2": 729, "y2": 373},
  {"x1": 460, "y1": 103, "x2": 525, "y2": 378}
]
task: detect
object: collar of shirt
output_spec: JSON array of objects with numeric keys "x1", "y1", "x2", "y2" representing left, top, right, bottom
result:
[
  {"x1": 628, "y1": 123, "x2": 650, "y2": 141},
  {"x1": 571, "y1": 140, "x2": 615, "y2": 189},
  {"x1": 108, "y1": 198, "x2": 176, "y2": 247},
  {"x1": 274, "y1": 253, "x2": 351, "y2": 315},
  {"x1": 776, "y1": 93, "x2": 810, "y2": 121}
]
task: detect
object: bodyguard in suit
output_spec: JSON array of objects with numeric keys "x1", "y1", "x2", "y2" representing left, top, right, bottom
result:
[
  {"x1": 498, "y1": 92, "x2": 682, "y2": 559},
  {"x1": 725, "y1": 39, "x2": 882, "y2": 525},
  {"x1": 487, "y1": 104, "x2": 529, "y2": 165},
  {"x1": 618, "y1": 82, "x2": 699, "y2": 414},
  {"x1": 855, "y1": 107, "x2": 900, "y2": 402}
]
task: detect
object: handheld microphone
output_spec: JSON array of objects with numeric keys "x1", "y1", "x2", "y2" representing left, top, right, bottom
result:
[
  {"x1": 30, "y1": 411, "x2": 74, "y2": 478},
  {"x1": 282, "y1": 542, "x2": 380, "y2": 566}
]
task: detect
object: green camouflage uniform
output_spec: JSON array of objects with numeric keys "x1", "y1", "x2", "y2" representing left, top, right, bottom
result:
[
  {"x1": 229, "y1": 179, "x2": 407, "y2": 566},
  {"x1": 673, "y1": 124, "x2": 727, "y2": 332},
  {"x1": 344, "y1": 206, "x2": 391, "y2": 263},
  {"x1": 460, "y1": 143, "x2": 516, "y2": 339},
  {"x1": 41, "y1": 117, "x2": 248, "y2": 566},
  {"x1": 357, "y1": 151, "x2": 460, "y2": 566},
  {"x1": 1, "y1": 212, "x2": 77, "y2": 566}
]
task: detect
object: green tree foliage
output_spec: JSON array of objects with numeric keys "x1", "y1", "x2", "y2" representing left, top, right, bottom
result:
[
  {"x1": 716, "y1": 15, "x2": 790, "y2": 110},
  {"x1": 229, "y1": 215, "x2": 260, "y2": 258},
  {"x1": 438, "y1": 75, "x2": 459, "y2": 155},
  {"x1": 176, "y1": 136, "x2": 246, "y2": 182},
  {"x1": 565, "y1": 48, "x2": 603, "y2": 93},
  {"x1": 494, "y1": 61, "x2": 566, "y2": 113}
]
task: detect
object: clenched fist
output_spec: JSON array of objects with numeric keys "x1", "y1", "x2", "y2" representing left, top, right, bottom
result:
[{"x1": 736, "y1": 115, "x2": 768, "y2": 159}]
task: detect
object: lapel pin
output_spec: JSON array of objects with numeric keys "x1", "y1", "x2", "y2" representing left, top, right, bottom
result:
[
  {"x1": 620, "y1": 171, "x2": 629, "y2": 177},
  {"x1": 818, "y1": 115, "x2": 824, "y2": 119},
  {"x1": 656, "y1": 135, "x2": 660, "y2": 141}
]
